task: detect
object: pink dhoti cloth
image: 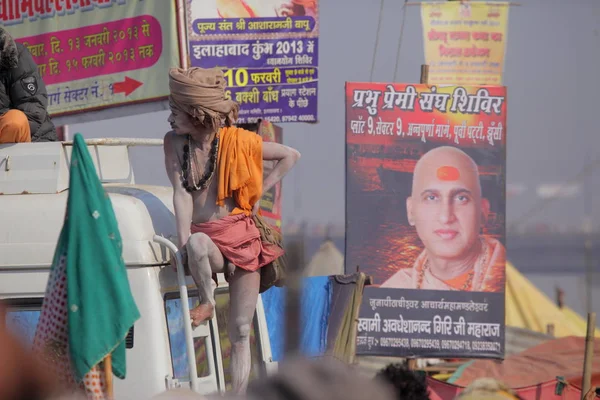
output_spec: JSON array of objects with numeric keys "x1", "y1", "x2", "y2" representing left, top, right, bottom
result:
[{"x1": 190, "y1": 214, "x2": 284, "y2": 284}]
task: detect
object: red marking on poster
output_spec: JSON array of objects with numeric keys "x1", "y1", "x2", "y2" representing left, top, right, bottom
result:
[
  {"x1": 113, "y1": 77, "x2": 143, "y2": 96},
  {"x1": 437, "y1": 165, "x2": 460, "y2": 181}
]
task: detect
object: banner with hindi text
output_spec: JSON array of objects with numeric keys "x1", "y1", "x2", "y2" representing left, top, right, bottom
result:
[
  {"x1": 186, "y1": 0, "x2": 319, "y2": 124},
  {"x1": 421, "y1": 1, "x2": 509, "y2": 85},
  {"x1": 2, "y1": 0, "x2": 180, "y2": 116},
  {"x1": 345, "y1": 82, "x2": 506, "y2": 358}
]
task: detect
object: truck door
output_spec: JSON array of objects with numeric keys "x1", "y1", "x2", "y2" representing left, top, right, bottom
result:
[{"x1": 164, "y1": 292, "x2": 222, "y2": 394}]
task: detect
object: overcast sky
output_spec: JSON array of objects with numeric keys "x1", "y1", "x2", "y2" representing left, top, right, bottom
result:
[{"x1": 65, "y1": 0, "x2": 600, "y2": 231}]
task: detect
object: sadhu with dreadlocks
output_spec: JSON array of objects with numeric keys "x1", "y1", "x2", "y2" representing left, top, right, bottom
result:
[{"x1": 164, "y1": 67, "x2": 300, "y2": 395}]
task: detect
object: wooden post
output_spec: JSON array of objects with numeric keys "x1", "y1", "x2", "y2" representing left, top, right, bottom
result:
[
  {"x1": 407, "y1": 359, "x2": 418, "y2": 371},
  {"x1": 420, "y1": 64, "x2": 429, "y2": 85},
  {"x1": 284, "y1": 238, "x2": 303, "y2": 357},
  {"x1": 104, "y1": 353, "x2": 114, "y2": 399},
  {"x1": 581, "y1": 312, "x2": 596, "y2": 400}
]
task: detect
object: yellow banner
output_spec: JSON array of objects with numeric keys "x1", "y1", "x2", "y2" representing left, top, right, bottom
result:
[
  {"x1": 1, "y1": 0, "x2": 179, "y2": 116},
  {"x1": 421, "y1": 2, "x2": 509, "y2": 85}
]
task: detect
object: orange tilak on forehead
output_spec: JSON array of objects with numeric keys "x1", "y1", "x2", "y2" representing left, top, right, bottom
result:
[{"x1": 437, "y1": 165, "x2": 460, "y2": 181}]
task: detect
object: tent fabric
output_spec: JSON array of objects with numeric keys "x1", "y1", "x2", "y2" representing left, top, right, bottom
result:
[
  {"x1": 505, "y1": 262, "x2": 600, "y2": 338},
  {"x1": 450, "y1": 336, "x2": 600, "y2": 390},
  {"x1": 327, "y1": 273, "x2": 367, "y2": 364},
  {"x1": 427, "y1": 377, "x2": 592, "y2": 400},
  {"x1": 261, "y1": 276, "x2": 332, "y2": 362},
  {"x1": 561, "y1": 306, "x2": 600, "y2": 337},
  {"x1": 304, "y1": 240, "x2": 344, "y2": 277},
  {"x1": 447, "y1": 361, "x2": 474, "y2": 384}
]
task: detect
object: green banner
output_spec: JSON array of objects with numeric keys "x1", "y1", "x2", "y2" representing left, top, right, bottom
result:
[{"x1": 1, "y1": 0, "x2": 180, "y2": 116}]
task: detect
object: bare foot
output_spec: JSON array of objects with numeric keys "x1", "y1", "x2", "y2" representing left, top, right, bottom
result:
[{"x1": 190, "y1": 303, "x2": 214, "y2": 327}]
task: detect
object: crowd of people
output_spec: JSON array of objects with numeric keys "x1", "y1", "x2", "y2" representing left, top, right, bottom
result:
[{"x1": 1, "y1": 300, "x2": 538, "y2": 400}]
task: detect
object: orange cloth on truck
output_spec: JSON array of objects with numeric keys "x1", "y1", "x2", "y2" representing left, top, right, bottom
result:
[
  {"x1": 0, "y1": 110, "x2": 31, "y2": 144},
  {"x1": 216, "y1": 126, "x2": 263, "y2": 216}
]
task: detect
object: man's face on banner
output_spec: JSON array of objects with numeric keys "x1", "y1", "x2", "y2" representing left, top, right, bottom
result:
[{"x1": 407, "y1": 147, "x2": 490, "y2": 261}]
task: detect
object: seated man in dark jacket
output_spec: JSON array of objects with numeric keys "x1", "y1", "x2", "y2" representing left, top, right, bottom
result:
[{"x1": 0, "y1": 27, "x2": 57, "y2": 143}]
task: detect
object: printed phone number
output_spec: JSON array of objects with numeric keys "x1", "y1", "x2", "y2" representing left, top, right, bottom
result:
[
  {"x1": 376, "y1": 337, "x2": 501, "y2": 352},
  {"x1": 238, "y1": 115, "x2": 315, "y2": 123}
]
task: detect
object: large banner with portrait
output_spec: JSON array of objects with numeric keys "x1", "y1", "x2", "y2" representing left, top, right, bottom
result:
[
  {"x1": 186, "y1": 0, "x2": 319, "y2": 124},
  {"x1": 2, "y1": 0, "x2": 180, "y2": 116},
  {"x1": 345, "y1": 82, "x2": 506, "y2": 358}
]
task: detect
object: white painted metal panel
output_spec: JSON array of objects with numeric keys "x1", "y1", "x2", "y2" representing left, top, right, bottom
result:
[
  {"x1": 0, "y1": 184, "x2": 176, "y2": 268},
  {"x1": 0, "y1": 142, "x2": 66, "y2": 194}
]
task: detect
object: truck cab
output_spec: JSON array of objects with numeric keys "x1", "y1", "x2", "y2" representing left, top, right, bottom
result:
[{"x1": 0, "y1": 139, "x2": 276, "y2": 399}]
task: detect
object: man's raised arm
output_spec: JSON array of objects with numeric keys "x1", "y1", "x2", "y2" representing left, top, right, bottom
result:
[
  {"x1": 164, "y1": 132, "x2": 193, "y2": 250},
  {"x1": 262, "y1": 141, "x2": 300, "y2": 194}
]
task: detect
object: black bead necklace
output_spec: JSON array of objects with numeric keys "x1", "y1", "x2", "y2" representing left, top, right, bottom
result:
[{"x1": 181, "y1": 133, "x2": 219, "y2": 193}]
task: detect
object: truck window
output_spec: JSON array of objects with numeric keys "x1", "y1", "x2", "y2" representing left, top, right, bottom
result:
[
  {"x1": 164, "y1": 289, "x2": 264, "y2": 391},
  {"x1": 213, "y1": 288, "x2": 262, "y2": 391},
  {"x1": 2, "y1": 298, "x2": 42, "y2": 349},
  {"x1": 3, "y1": 298, "x2": 134, "y2": 350},
  {"x1": 165, "y1": 295, "x2": 211, "y2": 380}
]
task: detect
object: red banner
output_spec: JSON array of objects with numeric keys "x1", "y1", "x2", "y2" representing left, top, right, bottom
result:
[{"x1": 259, "y1": 120, "x2": 283, "y2": 231}]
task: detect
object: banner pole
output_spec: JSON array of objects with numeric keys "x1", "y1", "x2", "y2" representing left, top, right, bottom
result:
[
  {"x1": 104, "y1": 353, "x2": 114, "y2": 400},
  {"x1": 420, "y1": 64, "x2": 430, "y2": 84},
  {"x1": 284, "y1": 238, "x2": 303, "y2": 358},
  {"x1": 407, "y1": 359, "x2": 417, "y2": 371},
  {"x1": 581, "y1": 312, "x2": 596, "y2": 400}
]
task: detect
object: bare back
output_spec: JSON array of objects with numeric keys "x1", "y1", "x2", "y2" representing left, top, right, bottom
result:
[{"x1": 164, "y1": 131, "x2": 236, "y2": 224}]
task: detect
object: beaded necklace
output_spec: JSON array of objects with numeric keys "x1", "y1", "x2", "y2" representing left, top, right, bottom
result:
[{"x1": 181, "y1": 133, "x2": 219, "y2": 193}]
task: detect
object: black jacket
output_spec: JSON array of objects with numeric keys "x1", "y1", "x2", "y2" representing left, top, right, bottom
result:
[{"x1": 0, "y1": 28, "x2": 57, "y2": 142}]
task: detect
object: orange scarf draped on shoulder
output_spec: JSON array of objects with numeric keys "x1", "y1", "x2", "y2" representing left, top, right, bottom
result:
[{"x1": 216, "y1": 126, "x2": 263, "y2": 216}]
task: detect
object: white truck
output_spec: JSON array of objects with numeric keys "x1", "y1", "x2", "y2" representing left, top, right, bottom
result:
[{"x1": 0, "y1": 139, "x2": 276, "y2": 399}]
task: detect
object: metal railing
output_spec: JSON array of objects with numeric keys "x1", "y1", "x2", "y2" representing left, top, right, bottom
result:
[
  {"x1": 152, "y1": 235, "x2": 199, "y2": 393},
  {"x1": 61, "y1": 138, "x2": 164, "y2": 147}
]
